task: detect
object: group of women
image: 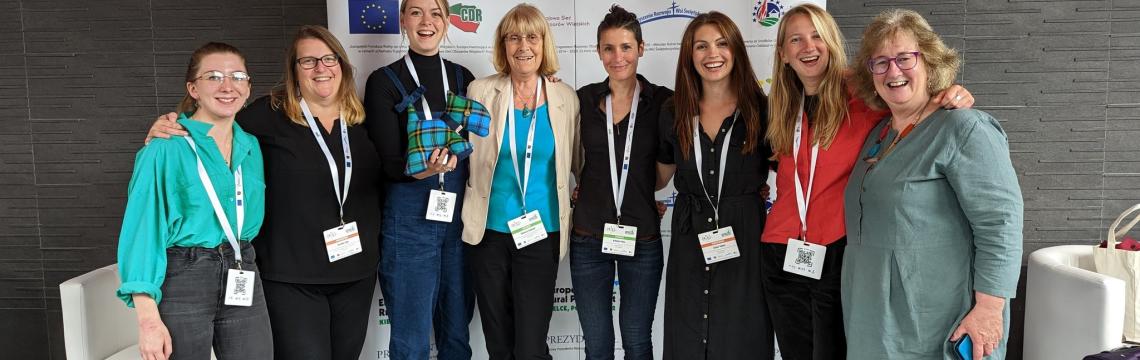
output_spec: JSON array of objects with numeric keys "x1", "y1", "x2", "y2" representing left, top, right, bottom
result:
[{"x1": 116, "y1": 1, "x2": 1023, "y2": 359}]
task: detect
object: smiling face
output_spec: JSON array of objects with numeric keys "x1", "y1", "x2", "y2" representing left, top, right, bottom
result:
[
  {"x1": 871, "y1": 31, "x2": 928, "y2": 112},
  {"x1": 779, "y1": 13, "x2": 829, "y2": 93},
  {"x1": 294, "y1": 37, "x2": 341, "y2": 102},
  {"x1": 187, "y1": 52, "x2": 249, "y2": 123},
  {"x1": 505, "y1": 32, "x2": 543, "y2": 77},
  {"x1": 597, "y1": 28, "x2": 643, "y2": 82},
  {"x1": 691, "y1": 24, "x2": 733, "y2": 85},
  {"x1": 401, "y1": 0, "x2": 447, "y2": 56}
]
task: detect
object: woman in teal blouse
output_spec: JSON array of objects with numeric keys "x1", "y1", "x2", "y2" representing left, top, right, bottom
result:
[
  {"x1": 116, "y1": 42, "x2": 271, "y2": 360},
  {"x1": 843, "y1": 9, "x2": 1023, "y2": 360}
]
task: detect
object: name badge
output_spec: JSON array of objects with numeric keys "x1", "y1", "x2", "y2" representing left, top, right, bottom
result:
[
  {"x1": 602, "y1": 223, "x2": 637, "y2": 256},
  {"x1": 426, "y1": 189, "x2": 457, "y2": 222},
  {"x1": 508, "y1": 210, "x2": 548, "y2": 249},
  {"x1": 324, "y1": 221, "x2": 362, "y2": 262},
  {"x1": 783, "y1": 238, "x2": 826, "y2": 280},
  {"x1": 698, "y1": 226, "x2": 740, "y2": 264},
  {"x1": 224, "y1": 269, "x2": 255, "y2": 307}
]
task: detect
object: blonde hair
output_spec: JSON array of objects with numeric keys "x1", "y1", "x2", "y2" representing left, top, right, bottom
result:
[
  {"x1": 270, "y1": 25, "x2": 366, "y2": 126},
  {"x1": 851, "y1": 9, "x2": 960, "y2": 110},
  {"x1": 178, "y1": 42, "x2": 248, "y2": 114},
  {"x1": 766, "y1": 4, "x2": 849, "y2": 158},
  {"x1": 491, "y1": 4, "x2": 560, "y2": 76}
]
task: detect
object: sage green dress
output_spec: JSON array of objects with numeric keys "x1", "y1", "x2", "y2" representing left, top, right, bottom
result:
[{"x1": 842, "y1": 108, "x2": 1023, "y2": 359}]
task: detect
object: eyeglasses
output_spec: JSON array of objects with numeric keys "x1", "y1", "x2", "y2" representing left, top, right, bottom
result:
[
  {"x1": 296, "y1": 54, "x2": 340, "y2": 70},
  {"x1": 194, "y1": 70, "x2": 251, "y2": 84},
  {"x1": 867, "y1": 51, "x2": 920, "y2": 75},
  {"x1": 505, "y1": 33, "x2": 541, "y2": 45}
]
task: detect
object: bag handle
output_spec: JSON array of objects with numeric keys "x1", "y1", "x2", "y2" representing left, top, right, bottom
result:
[{"x1": 1108, "y1": 203, "x2": 1140, "y2": 247}]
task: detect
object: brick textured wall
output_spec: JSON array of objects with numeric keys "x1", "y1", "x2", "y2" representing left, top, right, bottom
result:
[
  {"x1": 0, "y1": 0, "x2": 326, "y2": 357},
  {"x1": 829, "y1": 1, "x2": 1140, "y2": 358}
]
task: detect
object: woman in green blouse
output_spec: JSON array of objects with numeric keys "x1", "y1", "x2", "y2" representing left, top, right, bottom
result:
[
  {"x1": 116, "y1": 42, "x2": 271, "y2": 360},
  {"x1": 843, "y1": 9, "x2": 1023, "y2": 360}
]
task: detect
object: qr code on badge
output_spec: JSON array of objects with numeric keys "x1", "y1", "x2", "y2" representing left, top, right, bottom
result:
[
  {"x1": 233, "y1": 275, "x2": 249, "y2": 296},
  {"x1": 433, "y1": 196, "x2": 449, "y2": 213},
  {"x1": 795, "y1": 247, "x2": 816, "y2": 266}
]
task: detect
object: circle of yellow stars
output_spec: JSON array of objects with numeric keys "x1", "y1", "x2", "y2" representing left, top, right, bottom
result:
[{"x1": 360, "y1": 3, "x2": 389, "y2": 31}]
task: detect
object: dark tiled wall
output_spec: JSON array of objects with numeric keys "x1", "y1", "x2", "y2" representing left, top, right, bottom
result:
[
  {"x1": 2, "y1": 0, "x2": 1137, "y2": 358},
  {"x1": 0, "y1": 0, "x2": 326, "y2": 358}
]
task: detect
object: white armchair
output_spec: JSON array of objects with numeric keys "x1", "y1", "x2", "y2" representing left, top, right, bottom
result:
[{"x1": 1024, "y1": 245, "x2": 1125, "y2": 360}]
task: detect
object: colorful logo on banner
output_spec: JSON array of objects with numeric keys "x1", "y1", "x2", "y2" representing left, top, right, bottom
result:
[
  {"x1": 637, "y1": 1, "x2": 699, "y2": 24},
  {"x1": 753, "y1": 0, "x2": 784, "y2": 27},
  {"x1": 449, "y1": 3, "x2": 483, "y2": 33},
  {"x1": 350, "y1": 0, "x2": 400, "y2": 34}
]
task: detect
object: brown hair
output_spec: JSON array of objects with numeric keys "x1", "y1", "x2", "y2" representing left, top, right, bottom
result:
[
  {"x1": 178, "y1": 42, "x2": 247, "y2": 113},
  {"x1": 851, "y1": 8, "x2": 960, "y2": 110},
  {"x1": 401, "y1": 0, "x2": 449, "y2": 16},
  {"x1": 766, "y1": 4, "x2": 849, "y2": 157},
  {"x1": 596, "y1": 5, "x2": 643, "y2": 45},
  {"x1": 491, "y1": 4, "x2": 560, "y2": 76},
  {"x1": 673, "y1": 11, "x2": 766, "y2": 157},
  {"x1": 270, "y1": 25, "x2": 365, "y2": 126}
]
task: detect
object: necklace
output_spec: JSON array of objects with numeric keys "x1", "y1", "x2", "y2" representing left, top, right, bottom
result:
[
  {"x1": 863, "y1": 102, "x2": 935, "y2": 165},
  {"x1": 514, "y1": 83, "x2": 537, "y2": 118}
]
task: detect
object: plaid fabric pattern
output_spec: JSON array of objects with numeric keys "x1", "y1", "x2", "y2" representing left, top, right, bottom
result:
[{"x1": 403, "y1": 92, "x2": 491, "y2": 176}]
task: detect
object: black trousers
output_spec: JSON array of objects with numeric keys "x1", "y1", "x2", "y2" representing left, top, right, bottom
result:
[
  {"x1": 468, "y1": 229, "x2": 560, "y2": 360},
  {"x1": 261, "y1": 274, "x2": 377, "y2": 360},
  {"x1": 760, "y1": 238, "x2": 846, "y2": 360}
]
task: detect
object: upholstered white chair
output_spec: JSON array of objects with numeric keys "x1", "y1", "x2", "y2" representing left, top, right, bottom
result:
[{"x1": 1024, "y1": 245, "x2": 1125, "y2": 360}]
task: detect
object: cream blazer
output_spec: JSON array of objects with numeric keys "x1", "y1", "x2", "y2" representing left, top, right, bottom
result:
[{"x1": 462, "y1": 73, "x2": 581, "y2": 259}]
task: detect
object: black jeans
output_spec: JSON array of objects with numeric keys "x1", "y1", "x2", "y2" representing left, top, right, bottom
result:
[
  {"x1": 760, "y1": 238, "x2": 846, "y2": 360},
  {"x1": 261, "y1": 274, "x2": 376, "y2": 360},
  {"x1": 467, "y1": 229, "x2": 560, "y2": 360},
  {"x1": 159, "y1": 242, "x2": 272, "y2": 360}
]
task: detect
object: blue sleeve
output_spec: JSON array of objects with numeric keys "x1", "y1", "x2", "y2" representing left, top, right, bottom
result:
[
  {"x1": 116, "y1": 142, "x2": 177, "y2": 307},
  {"x1": 944, "y1": 112, "x2": 1024, "y2": 299}
]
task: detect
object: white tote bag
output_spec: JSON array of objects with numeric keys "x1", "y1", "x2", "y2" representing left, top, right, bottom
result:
[{"x1": 1095, "y1": 203, "x2": 1140, "y2": 342}]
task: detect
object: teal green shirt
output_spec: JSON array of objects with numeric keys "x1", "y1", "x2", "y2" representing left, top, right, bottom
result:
[
  {"x1": 487, "y1": 105, "x2": 560, "y2": 233},
  {"x1": 116, "y1": 115, "x2": 265, "y2": 307}
]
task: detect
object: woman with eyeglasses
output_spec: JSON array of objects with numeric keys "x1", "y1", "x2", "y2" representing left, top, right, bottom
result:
[
  {"x1": 361, "y1": 0, "x2": 476, "y2": 358},
  {"x1": 759, "y1": 5, "x2": 973, "y2": 359},
  {"x1": 145, "y1": 26, "x2": 383, "y2": 359},
  {"x1": 463, "y1": 4, "x2": 579, "y2": 359},
  {"x1": 843, "y1": 9, "x2": 1022, "y2": 359},
  {"x1": 118, "y1": 42, "x2": 272, "y2": 360}
]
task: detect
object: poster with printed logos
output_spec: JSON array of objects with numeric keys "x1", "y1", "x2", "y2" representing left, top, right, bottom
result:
[{"x1": 329, "y1": 0, "x2": 825, "y2": 359}]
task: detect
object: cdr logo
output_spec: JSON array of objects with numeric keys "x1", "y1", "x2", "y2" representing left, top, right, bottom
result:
[
  {"x1": 752, "y1": 0, "x2": 784, "y2": 27},
  {"x1": 449, "y1": 3, "x2": 482, "y2": 33}
]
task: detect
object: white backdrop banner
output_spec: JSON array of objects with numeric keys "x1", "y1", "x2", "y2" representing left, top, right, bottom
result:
[{"x1": 327, "y1": 1, "x2": 824, "y2": 359}]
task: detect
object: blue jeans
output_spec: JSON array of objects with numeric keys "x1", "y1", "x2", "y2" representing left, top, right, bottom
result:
[
  {"x1": 569, "y1": 233, "x2": 664, "y2": 360},
  {"x1": 380, "y1": 179, "x2": 474, "y2": 360},
  {"x1": 159, "y1": 242, "x2": 272, "y2": 360}
]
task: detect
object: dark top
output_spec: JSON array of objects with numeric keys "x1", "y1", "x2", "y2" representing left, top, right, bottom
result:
[
  {"x1": 656, "y1": 99, "x2": 775, "y2": 359},
  {"x1": 363, "y1": 50, "x2": 476, "y2": 183},
  {"x1": 573, "y1": 75, "x2": 673, "y2": 239},
  {"x1": 237, "y1": 95, "x2": 383, "y2": 284}
]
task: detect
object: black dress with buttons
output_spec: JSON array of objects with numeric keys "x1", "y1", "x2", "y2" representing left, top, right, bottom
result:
[{"x1": 657, "y1": 100, "x2": 774, "y2": 360}]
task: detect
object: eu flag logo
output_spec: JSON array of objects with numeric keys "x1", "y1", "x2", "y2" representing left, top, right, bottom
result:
[{"x1": 350, "y1": 0, "x2": 399, "y2": 34}]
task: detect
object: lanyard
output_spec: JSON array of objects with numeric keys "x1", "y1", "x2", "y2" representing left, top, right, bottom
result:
[
  {"x1": 507, "y1": 77, "x2": 543, "y2": 211},
  {"x1": 300, "y1": 99, "x2": 352, "y2": 224},
  {"x1": 183, "y1": 136, "x2": 245, "y2": 265},
  {"x1": 792, "y1": 95, "x2": 819, "y2": 238},
  {"x1": 692, "y1": 111, "x2": 737, "y2": 228},
  {"x1": 404, "y1": 54, "x2": 451, "y2": 189},
  {"x1": 605, "y1": 83, "x2": 641, "y2": 223}
]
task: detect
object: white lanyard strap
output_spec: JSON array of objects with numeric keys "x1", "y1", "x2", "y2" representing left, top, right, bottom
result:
[
  {"x1": 300, "y1": 99, "x2": 352, "y2": 223},
  {"x1": 403, "y1": 54, "x2": 451, "y2": 188},
  {"x1": 507, "y1": 77, "x2": 543, "y2": 211},
  {"x1": 692, "y1": 111, "x2": 737, "y2": 227},
  {"x1": 605, "y1": 83, "x2": 640, "y2": 223},
  {"x1": 792, "y1": 95, "x2": 819, "y2": 238},
  {"x1": 184, "y1": 136, "x2": 245, "y2": 264}
]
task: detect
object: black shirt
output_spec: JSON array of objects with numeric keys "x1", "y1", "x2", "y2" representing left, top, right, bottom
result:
[
  {"x1": 573, "y1": 75, "x2": 673, "y2": 239},
  {"x1": 363, "y1": 50, "x2": 476, "y2": 183},
  {"x1": 237, "y1": 96, "x2": 383, "y2": 284}
]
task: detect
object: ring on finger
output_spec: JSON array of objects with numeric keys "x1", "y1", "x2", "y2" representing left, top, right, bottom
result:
[{"x1": 954, "y1": 94, "x2": 963, "y2": 102}]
